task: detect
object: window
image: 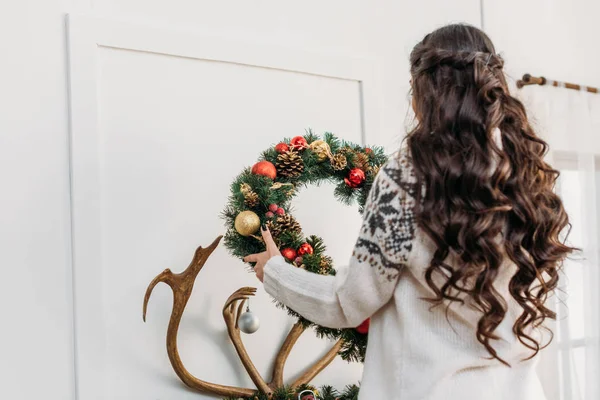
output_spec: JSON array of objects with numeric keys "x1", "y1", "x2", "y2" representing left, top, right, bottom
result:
[{"x1": 553, "y1": 154, "x2": 600, "y2": 400}]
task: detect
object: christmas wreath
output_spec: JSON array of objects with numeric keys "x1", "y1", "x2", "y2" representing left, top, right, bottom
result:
[{"x1": 222, "y1": 131, "x2": 387, "y2": 365}]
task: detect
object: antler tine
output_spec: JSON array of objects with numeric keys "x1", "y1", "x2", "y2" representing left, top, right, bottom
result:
[
  {"x1": 223, "y1": 287, "x2": 272, "y2": 396},
  {"x1": 269, "y1": 322, "x2": 305, "y2": 389},
  {"x1": 291, "y1": 340, "x2": 343, "y2": 388},
  {"x1": 223, "y1": 287, "x2": 257, "y2": 311},
  {"x1": 143, "y1": 268, "x2": 173, "y2": 322},
  {"x1": 235, "y1": 299, "x2": 247, "y2": 329}
]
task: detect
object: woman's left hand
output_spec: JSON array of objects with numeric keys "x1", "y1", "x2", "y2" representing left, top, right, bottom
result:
[{"x1": 243, "y1": 226, "x2": 280, "y2": 282}]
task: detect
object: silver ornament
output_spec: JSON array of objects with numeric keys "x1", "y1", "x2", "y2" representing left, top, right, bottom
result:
[{"x1": 238, "y1": 306, "x2": 260, "y2": 334}]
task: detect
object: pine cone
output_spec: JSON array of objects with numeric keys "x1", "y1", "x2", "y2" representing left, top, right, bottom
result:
[
  {"x1": 266, "y1": 214, "x2": 302, "y2": 238},
  {"x1": 319, "y1": 256, "x2": 333, "y2": 275},
  {"x1": 372, "y1": 164, "x2": 382, "y2": 176},
  {"x1": 338, "y1": 146, "x2": 355, "y2": 156},
  {"x1": 353, "y1": 152, "x2": 370, "y2": 171},
  {"x1": 244, "y1": 191, "x2": 259, "y2": 207},
  {"x1": 276, "y1": 150, "x2": 304, "y2": 178},
  {"x1": 331, "y1": 153, "x2": 348, "y2": 171}
]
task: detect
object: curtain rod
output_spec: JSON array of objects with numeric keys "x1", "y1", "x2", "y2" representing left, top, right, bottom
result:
[{"x1": 517, "y1": 74, "x2": 599, "y2": 94}]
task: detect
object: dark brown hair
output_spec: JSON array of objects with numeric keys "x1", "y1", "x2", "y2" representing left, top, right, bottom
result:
[{"x1": 408, "y1": 24, "x2": 574, "y2": 364}]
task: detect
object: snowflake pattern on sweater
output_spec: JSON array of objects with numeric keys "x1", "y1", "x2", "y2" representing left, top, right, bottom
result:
[{"x1": 353, "y1": 147, "x2": 418, "y2": 282}]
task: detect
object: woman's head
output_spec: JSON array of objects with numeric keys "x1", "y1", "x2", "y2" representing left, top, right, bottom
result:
[
  {"x1": 410, "y1": 24, "x2": 506, "y2": 133},
  {"x1": 406, "y1": 24, "x2": 574, "y2": 364}
]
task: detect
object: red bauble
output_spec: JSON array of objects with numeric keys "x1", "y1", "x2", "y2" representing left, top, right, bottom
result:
[
  {"x1": 265, "y1": 211, "x2": 275, "y2": 219},
  {"x1": 344, "y1": 168, "x2": 366, "y2": 188},
  {"x1": 275, "y1": 142, "x2": 290, "y2": 153},
  {"x1": 365, "y1": 147, "x2": 372, "y2": 154},
  {"x1": 281, "y1": 248, "x2": 297, "y2": 261},
  {"x1": 290, "y1": 136, "x2": 308, "y2": 150},
  {"x1": 269, "y1": 203, "x2": 279, "y2": 212},
  {"x1": 252, "y1": 161, "x2": 277, "y2": 180},
  {"x1": 297, "y1": 243, "x2": 314, "y2": 256},
  {"x1": 276, "y1": 207, "x2": 286, "y2": 216},
  {"x1": 356, "y1": 318, "x2": 370, "y2": 334}
]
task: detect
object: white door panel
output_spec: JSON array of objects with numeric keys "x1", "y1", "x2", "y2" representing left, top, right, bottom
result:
[{"x1": 68, "y1": 15, "x2": 379, "y2": 399}]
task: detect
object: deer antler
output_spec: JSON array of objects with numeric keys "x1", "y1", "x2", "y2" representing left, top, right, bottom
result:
[
  {"x1": 269, "y1": 322, "x2": 305, "y2": 389},
  {"x1": 143, "y1": 236, "x2": 255, "y2": 398},
  {"x1": 143, "y1": 235, "x2": 345, "y2": 398},
  {"x1": 222, "y1": 287, "x2": 272, "y2": 396}
]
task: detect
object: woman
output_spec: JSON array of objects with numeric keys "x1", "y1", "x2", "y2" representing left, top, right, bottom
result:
[{"x1": 245, "y1": 24, "x2": 573, "y2": 399}]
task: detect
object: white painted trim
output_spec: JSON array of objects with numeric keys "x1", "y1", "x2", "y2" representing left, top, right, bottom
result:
[{"x1": 66, "y1": 14, "x2": 381, "y2": 399}]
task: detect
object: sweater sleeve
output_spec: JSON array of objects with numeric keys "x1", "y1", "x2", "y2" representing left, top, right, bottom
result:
[{"x1": 263, "y1": 151, "x2": 418, "y2": 329}]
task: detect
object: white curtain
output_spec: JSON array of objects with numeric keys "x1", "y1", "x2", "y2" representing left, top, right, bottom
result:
[{"x1": 518, "y1": 85, "x2": 600, "y2": 400}]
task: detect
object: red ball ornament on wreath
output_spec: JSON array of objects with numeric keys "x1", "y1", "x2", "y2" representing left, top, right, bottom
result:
[
  {"x1": 297, "y1": 243, "x2": 314, "y2": 256},
  {"x1": 290, "y1": 136, "x2": 309, "y2": 151},
  {"x1": 251, "y1": 160, "x2": 277, "y2": 180},
  {"x1": 275, "y1": 142, "x2": 289, "y2": 153},
  {"x1": 281, "y1": 247, "x2": 297, "y2": 261},
  {"x1": 356, "y1": 318, "x2": 370, "y2": 334},
  {"x1": 345, "y1": 168, "x2": 366, "y2": 188}
]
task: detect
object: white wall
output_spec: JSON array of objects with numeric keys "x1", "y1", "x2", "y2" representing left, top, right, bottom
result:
[
  {"x1": 484, "y1": 0, "x2": 600, "y2": 88},
  {"x1": 2, "y1": 1, "x2": 595, "y2": 399}
]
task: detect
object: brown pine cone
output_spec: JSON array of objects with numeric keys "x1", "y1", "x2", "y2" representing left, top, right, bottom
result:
[
  {"x1": 331, "y1": 153, "x2": 348, "y2": 171},
  {"x1": 276, "y1": 150, "x2": 304, "y2": 178},
  {"x1": 266, "y1": 214, "x2": 302, "y2": 238},
  {"x1": 372, "y1": 164, "x2": 382, "y2": 176},
  {"x1": 353, "y1": 152, "x2": 370, "y2": 171}
]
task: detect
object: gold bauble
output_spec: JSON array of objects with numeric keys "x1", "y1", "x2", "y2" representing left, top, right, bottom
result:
[
  {"x1": 309, "y1": 140, "x2": 331, "y2": 162},
  {"x1": 234, "y1": 211, "x2": 261, "y2": 236}
]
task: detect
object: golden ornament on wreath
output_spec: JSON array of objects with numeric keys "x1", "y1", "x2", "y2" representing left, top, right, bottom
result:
[
  {"x1": 234, "y1": 210, "x2": 261, "y2": 236},
  {"x1": 309, "y1": 139, "x2": 332, "y2": 162}
]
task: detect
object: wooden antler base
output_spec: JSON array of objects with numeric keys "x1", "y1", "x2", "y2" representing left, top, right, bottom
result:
[{"x1": 143, "y1": 236, "x2": 342, "y2": 398}]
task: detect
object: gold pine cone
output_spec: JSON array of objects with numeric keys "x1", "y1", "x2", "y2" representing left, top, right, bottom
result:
[
  {"x1": 319, "y1": 256, "x2": 333, "y2": 275},
  {"x1": 338, "y1": 146, "x2": 355, "y2": 156},
  {"x1": 244, "y1": 191, "x2": 259, "y2": 207},
  {"x1": 331, "y1": 153, "x2": 348, "y2": 171}
]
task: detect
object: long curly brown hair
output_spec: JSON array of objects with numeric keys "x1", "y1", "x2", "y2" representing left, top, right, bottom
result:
[{"x1": 408, "y1": 24, "x2": 574, "y2": 364}]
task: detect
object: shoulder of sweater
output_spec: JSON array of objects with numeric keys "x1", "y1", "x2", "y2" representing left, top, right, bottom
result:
[
  {"x1": 377, "y1": 146, "x2": 418, "y2": 199},
  {"x1": 357, "y1": 146, "x2": 419, "y2": 273}
]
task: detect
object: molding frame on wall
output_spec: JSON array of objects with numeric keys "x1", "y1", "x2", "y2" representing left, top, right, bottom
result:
[{"x1": 65, "y1": 14, "x2": 382, "y2": 399}]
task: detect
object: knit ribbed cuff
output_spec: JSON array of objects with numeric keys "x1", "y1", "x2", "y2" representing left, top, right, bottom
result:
[{"x1": 263, "y1": 255, "x2": 286, "y2": 300}]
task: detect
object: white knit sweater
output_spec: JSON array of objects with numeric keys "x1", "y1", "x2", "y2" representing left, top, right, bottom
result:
[{"x1": 263, "y1": 147, "x2": 547, "y2": 400}]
